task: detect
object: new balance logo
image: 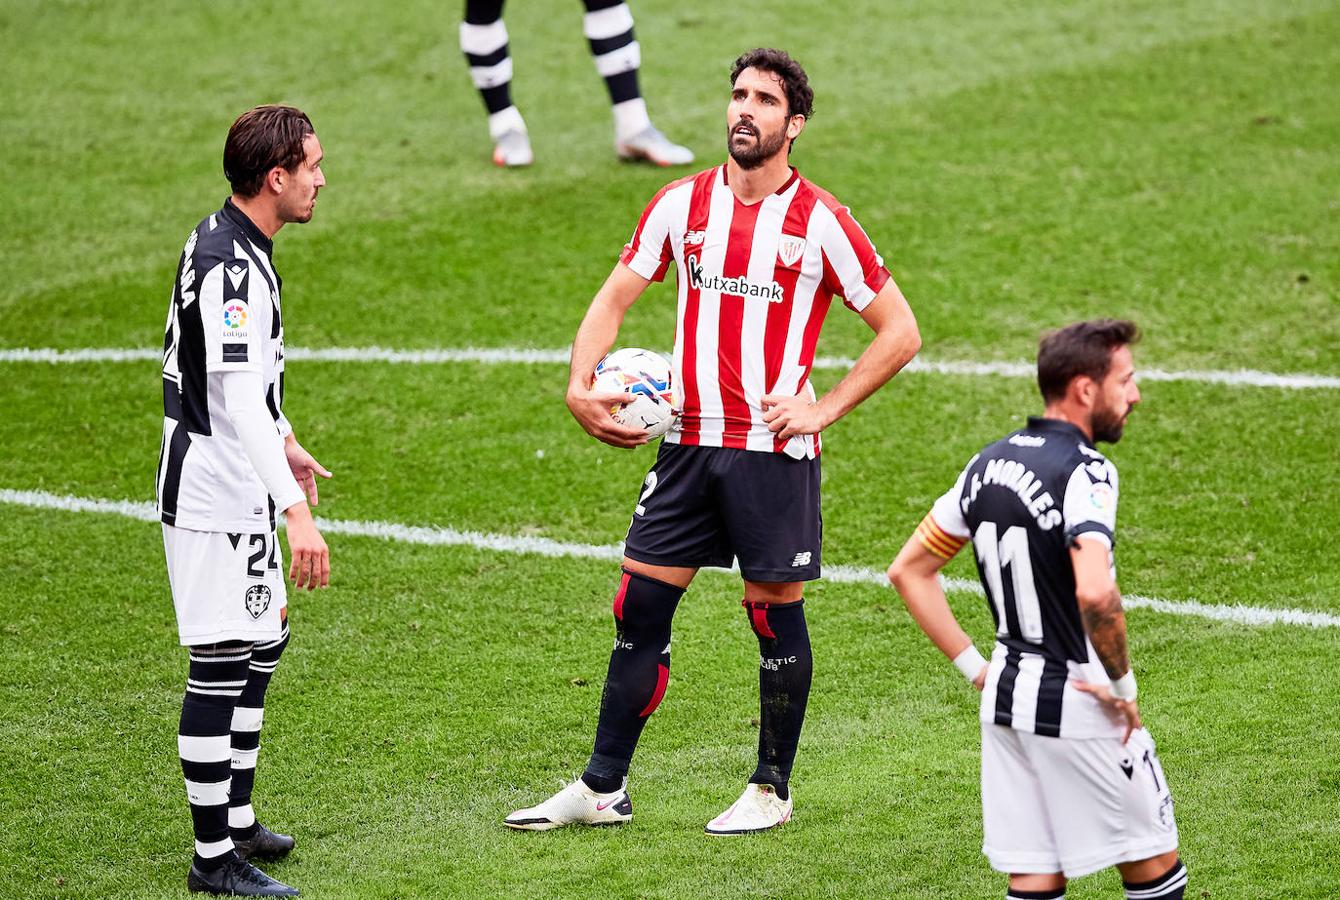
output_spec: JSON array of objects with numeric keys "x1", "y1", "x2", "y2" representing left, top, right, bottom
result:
[
  {"x1": 686, "y1": 257, "x2": 784, "y2": 303},
  {"x1": 791, "y1": 551, "x2": 812, "y2": 567},
  {"x1": 684, "y1": 230, "x2": 706, "y2": 246}
]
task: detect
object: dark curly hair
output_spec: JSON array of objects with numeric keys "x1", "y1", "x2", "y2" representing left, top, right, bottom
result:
[{"x1": 729, "y1": 48, "x2": 813, "y2": 122}]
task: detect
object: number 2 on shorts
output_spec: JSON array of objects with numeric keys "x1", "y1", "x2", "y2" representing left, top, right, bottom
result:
[{"x1": 635, "y1": 471, "x2": 659, "y2": 517}]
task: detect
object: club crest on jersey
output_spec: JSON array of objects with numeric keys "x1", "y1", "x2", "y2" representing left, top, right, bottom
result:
[
  {"x1": 777, "y1": 234, "x2": 807, "y2": 267},
  {"x1": 244, "y1": 584, "x2": 272, "y2": 619},
  {"x1": 686, "y1": 256, "x2": 784, "y2": 303}
]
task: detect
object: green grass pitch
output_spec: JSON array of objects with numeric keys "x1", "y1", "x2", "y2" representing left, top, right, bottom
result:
[{"x1": 2, "y1": 0, "x2": 1338, "y2": 896}]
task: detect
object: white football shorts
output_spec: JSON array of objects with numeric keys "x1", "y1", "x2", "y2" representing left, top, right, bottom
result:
[
  {"x1": 163, "y1": 524, "x2": 287, "y2": 646},
  {"x1": 981, "y1": 723, "x2": 1178, "y2": 878}
]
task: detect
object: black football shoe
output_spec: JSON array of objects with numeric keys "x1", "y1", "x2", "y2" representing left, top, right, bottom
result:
[
  {"x1": 187, "y1": 856, "x2": 299, "y2": 896},
  {"x1": 233, "y1": 823, "x2": 296, "y2": 861}
]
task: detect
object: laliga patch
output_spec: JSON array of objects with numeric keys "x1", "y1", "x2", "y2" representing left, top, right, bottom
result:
[
  {"x1": 244, "y1": 584, "x2": 272, "y2": 619},
  {"x1": 777, "y1": 234, "x2": 807, "y2": 267},
  {"x1": 223, "y1": 303, "x2": 248, "y2": 330},
  {"x1": 1087, "y1": 481, "x2": 1116, "y2": 513}
]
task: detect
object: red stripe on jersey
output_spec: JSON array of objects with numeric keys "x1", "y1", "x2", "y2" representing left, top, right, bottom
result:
[
  {"x1": 717, "y1": 197, "x2": 762, "y2": 449},
  {"x1": 766, "y1": 188, "x2": 819, "y2": 391},
  {"x1": 810, "y1": 185, "x2": 891, "y2": 299},
  {"x1": 620, "y1": 172, "x2": 696, "y2": 282},
  {"x1": 676, "y1": 168, "x2": 719, "y2": 445}
]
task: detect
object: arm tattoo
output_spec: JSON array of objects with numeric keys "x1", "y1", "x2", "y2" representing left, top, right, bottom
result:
[{"x1": 1080, "y1": 593, "x2": 1130, "y2": 680}]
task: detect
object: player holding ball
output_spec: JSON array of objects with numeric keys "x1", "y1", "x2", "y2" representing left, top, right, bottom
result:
[{"x1": 506, "y1": 48, "x2": 921, "y2": 834}]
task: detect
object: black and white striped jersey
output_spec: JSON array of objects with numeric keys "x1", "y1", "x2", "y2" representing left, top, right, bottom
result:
[
  {"x1": 926, "y1": 417, "x2": 1126, "y2": 739},
  {"x1": 156, "y1": 199, "x2": 288, "y2": 533}
]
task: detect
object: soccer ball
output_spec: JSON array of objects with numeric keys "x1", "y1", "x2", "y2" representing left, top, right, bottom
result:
[{"x1": 593, "y1": 348, "x2": 677, "y2": 438}]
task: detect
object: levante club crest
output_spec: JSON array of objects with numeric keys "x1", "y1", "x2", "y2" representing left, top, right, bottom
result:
[{"x1": 244, "y1": 584, "x2": 272, "y2": 619}]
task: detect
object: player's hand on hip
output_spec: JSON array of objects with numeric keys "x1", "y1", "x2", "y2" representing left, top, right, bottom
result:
[
  {"x1": 972, "y1": 665, "x2": 988, "y2": 691},
  {"x1": 284, "y1": 438, "x2": 333, "y2": 506},
  {"x1": 1073, "y1": 680, "x2": 1142, "y2": 743},
  {"x1": 761, "y1": 392, "x2": 827, "y2": 440},
  {"x1": 283, "y1": 504, "x2": 330, "y2": 590},
  {"x1": 566, "y1": 387, "x2": 649, "y2": 449}
]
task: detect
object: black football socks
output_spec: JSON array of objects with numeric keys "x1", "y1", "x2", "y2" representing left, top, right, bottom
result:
[
  {"x1": 180, "y1": 641, "x2": 252, "y2": 871},
  {"x1": 744, "y1": 599, "x2": 813, "y2": 800},
  {"x1": 228, "y1": 623, "x2": 289, "y2": 843},
  {"x1": 583, "y1": 569, "x2": 683, "y2": 792}
]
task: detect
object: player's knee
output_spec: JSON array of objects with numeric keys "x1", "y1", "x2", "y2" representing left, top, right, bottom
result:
[{"x1": 612, "y1": 568, "x2": 683, "y2": 633}]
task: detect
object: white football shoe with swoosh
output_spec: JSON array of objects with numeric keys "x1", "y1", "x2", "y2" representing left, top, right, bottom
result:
[
  {"x1": 504, "y1": 777, "x2": 632, "y2": 830},
  {"x1": 704, "y1": 783, "x2": 793, "y2": 835}
]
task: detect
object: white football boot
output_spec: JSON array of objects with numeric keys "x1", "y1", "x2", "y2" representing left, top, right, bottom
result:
[
  {"x1": 704, "y1": 783, "x2": 792, "y2": 835},
  {"x1": 615, "y1": 125, "x2": 694, "y2": 167},
  {"x1": 504, "y1": 778, "x2": 633, "y2": 831},
  {"x1": 492, "y1": 129, "x2": 533, "y2": 168}
]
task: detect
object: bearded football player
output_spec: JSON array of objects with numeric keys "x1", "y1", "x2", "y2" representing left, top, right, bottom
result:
[{"x1": 506, "y1": 48, "x2": 922, "y2": 834}]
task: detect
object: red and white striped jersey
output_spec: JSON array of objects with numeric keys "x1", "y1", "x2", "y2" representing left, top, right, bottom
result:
[{"x1": 620, "y1": 165, "x2": 891, "y2": 458}]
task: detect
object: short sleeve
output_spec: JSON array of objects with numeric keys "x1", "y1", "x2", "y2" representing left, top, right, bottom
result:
[
  {"x1": 619, "y1": 189, "x2": 675, "y2": 282},
  {"x1": 201, "y1": 258, "x2": 263, "y2": 374},
  {"x1": 1062, "y1": 459, "x2": 1120, "y2": 549},
  {"x1": 917, "y1": 455, "x2": 976, "y2": 559},
  {"x1": 818, "y1": 202, "x2": 892, "y2": 312}
]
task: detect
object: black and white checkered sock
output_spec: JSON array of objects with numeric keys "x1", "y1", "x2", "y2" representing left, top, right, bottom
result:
[
  {"x1": 228, "y1": 623, "x2": 289, "y2": 841},
  {"x1": 179, "y1": 641, "x2": 252, "y2": 871},
  {"x1": 1125, "y1": 860, "x2": 1188, "y2": 899}
]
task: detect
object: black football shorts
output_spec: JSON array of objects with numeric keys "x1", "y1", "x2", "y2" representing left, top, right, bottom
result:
[{"x1": 623, "y1": 442, "x2": 822, "y2": 582}]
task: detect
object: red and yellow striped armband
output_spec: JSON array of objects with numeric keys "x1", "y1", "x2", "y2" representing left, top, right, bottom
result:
[{"x1": 916, "y1": 514, "x2": 968, "y2": 560}]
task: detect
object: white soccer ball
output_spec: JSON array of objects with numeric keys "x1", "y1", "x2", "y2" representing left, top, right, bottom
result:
[{"x1": 593, "y1": 348, "x2": 677, "y2": 438}]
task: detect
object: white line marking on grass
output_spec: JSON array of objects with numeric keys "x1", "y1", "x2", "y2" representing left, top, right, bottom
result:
[
  {"x1": 5, "y1": 488, "x2": 1337, "y2": 630},
  {"x1": 2, "y1": 345, "x2": 1338, "y2": 390}
]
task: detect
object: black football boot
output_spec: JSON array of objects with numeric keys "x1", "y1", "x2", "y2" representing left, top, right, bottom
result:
[
  {"x1": 187, "y1": 856, "x2": 299, "y2": 896},
  {"x1": 233, "y1": 822, "x2": 296, "y2": 862}
]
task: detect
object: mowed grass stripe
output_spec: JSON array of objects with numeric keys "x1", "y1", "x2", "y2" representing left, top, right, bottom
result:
[
  {"x1": 5, "y1": 487, "x2": 1336, "y2": 631},
  {"x1": 4, "y1": 345, "x2": 1339, "y2": 390}
]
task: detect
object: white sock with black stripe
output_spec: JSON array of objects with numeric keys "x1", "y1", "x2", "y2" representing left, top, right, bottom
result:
[
  {"x1": 1124, "y1": 859, "x2": 1188, "y2": 899},
  {"x1": 179, "y1": 641, "x2": 252, "y2": 870},
  {"x1": 581, "y1": 0, "x2": 650, "y2": 142}
]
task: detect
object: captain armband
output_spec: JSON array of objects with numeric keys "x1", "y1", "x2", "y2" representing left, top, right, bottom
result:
[{"x1": 916, "y1": 514, "x2": 968, "y2": 560}]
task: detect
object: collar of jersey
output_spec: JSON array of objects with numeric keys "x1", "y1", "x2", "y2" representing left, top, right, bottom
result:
[
  {"x1": 221, "y1": 198, "x2": 274, "y2": 256},
  {"x1": 1026, "y1": 416, "x2": 1093, "y2": 448},
  {"x1": 719, "y1": 164, "x2": 801, "y2": 202}
]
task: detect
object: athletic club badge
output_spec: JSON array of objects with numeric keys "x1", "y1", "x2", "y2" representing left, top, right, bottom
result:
[
  {"x1": 244, "y1": 584, "x2": 272, "y2": 619},
  {"x1": 777, "y1": 235, "x2": 806, "y2": 267}
]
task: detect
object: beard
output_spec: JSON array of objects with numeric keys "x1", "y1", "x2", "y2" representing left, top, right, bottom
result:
[
  {"x1": 1091, "y1": 401, "x2": 1129, "y2": 443},
  {"x1": 727, "y1": 120, "x2": 787, "y2": 169},
  {"x1": 281, "y1": 192, "x2": 316, "y2": 224}
]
